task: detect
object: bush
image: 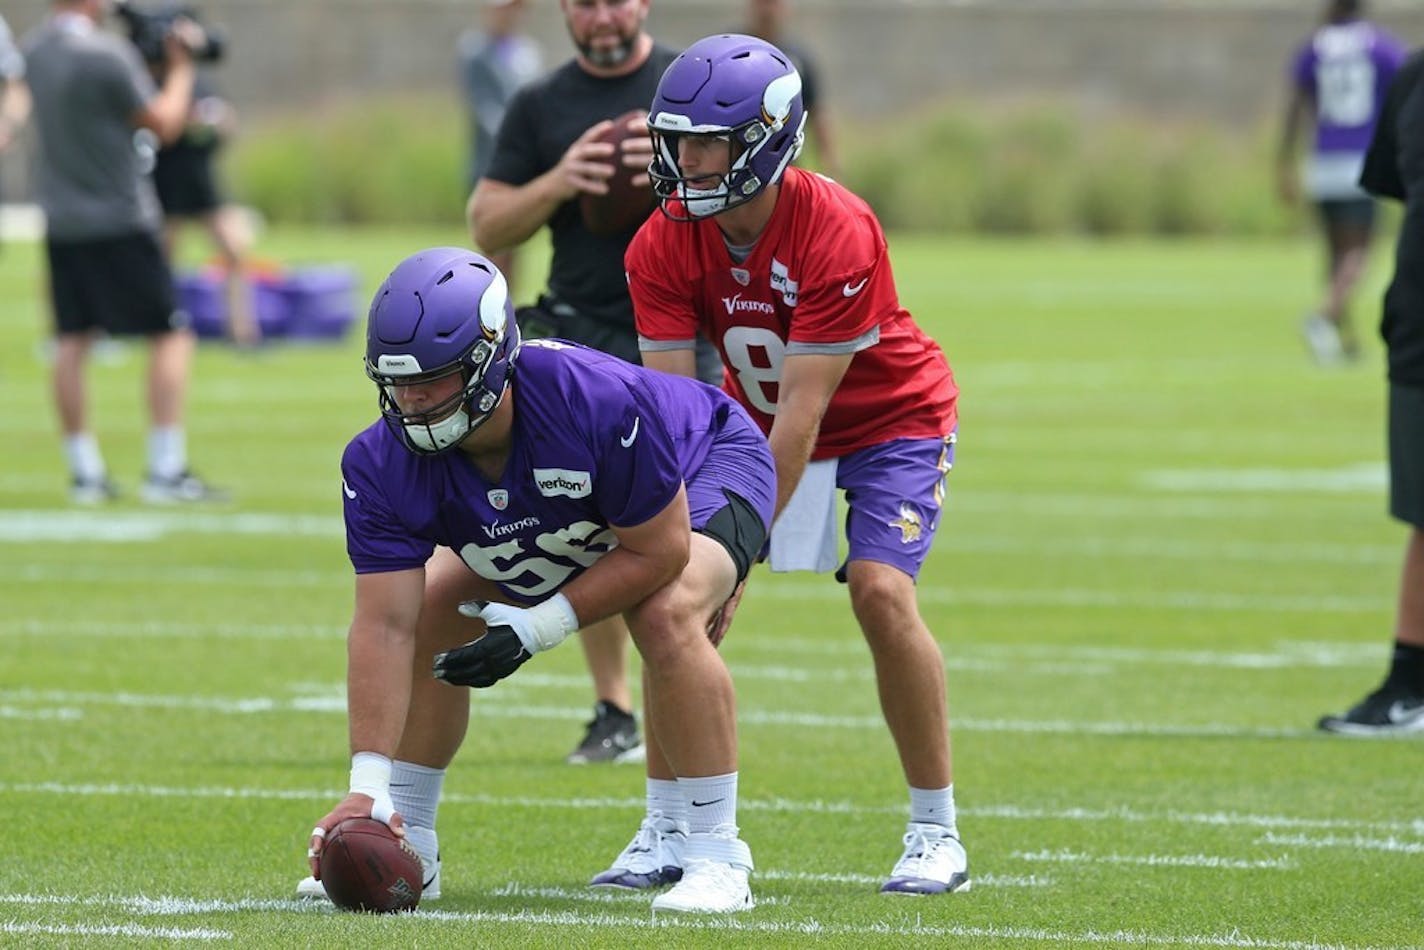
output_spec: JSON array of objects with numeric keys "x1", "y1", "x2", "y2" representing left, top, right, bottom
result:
[
  {"x1": 225, "y1": 96, "x2": 466, "y2": 227},
  {"x1": 838, "y1": 98, "x2": 1300, "y2": 237},
  {"x1": 224, "y1": 92, "x2": 1302, "y2": 237}
]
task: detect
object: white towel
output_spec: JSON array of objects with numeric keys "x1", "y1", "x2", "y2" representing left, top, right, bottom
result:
[{"x1": 769, "y1": 458, "x2": 839, "y2": 573}]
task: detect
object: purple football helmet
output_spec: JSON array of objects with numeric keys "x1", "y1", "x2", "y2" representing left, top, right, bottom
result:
[
  {"x1": 647, "y1": 33, "x2": 806, "y2": 220},
  {"x1": 365, "y1": 247, "x2": 520, "y2": 455}
]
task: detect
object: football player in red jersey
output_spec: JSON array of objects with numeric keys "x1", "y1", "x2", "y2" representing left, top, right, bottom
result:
[{"x1": 627, "y1": 33, "x2": 969, "y2": 896}]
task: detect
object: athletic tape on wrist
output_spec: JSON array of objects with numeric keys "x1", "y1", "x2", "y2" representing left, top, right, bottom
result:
[
  {"x1": 524, "y1": 593, "x2": 579, "y2": 653},
  {"x1": 349, "y1": 751, "x2": 392, "y2": 799}
]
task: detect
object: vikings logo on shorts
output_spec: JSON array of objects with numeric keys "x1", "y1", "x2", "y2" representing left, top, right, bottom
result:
[{"x1": 889, "y1": 502, "x2": 923, "y2": 544}]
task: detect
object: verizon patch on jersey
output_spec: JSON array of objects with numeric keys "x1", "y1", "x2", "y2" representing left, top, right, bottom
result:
[{"x1": 533, "y1": 468, "x2": 592, "y2": 498}]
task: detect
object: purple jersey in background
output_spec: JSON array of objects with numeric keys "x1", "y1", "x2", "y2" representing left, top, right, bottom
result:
[
  {"x1": 341, "y1": 340, "x2": 772, "y2": 604},
  {"x1": 1292, "y1": 18, "x2": 1407, "y2": 197}
]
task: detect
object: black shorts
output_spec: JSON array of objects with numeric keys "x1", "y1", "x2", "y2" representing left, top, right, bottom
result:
[
  {"x1": 1316, "y1": 198, "x2": 1376, "y2": 232},
  {"x1": 699, "y1": 489, "x2": 769, "y2": 585},
  {"x1": 517, "y1": 295, "x2": 725, "y2": 386},
  {"x1": 47, "y1": 231, "x2": 187, "y2": 337},
  {"x1": 1390, "y1": 383, "x2": 1424, "y2": 528},
  {"x1": 153, "y1": 146, "x2": 222, "y2": 216}
]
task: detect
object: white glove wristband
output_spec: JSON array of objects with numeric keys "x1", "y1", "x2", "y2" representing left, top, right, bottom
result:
[
  {"x1": 349, "y1": 751, "x2": 392, "y2": 799},
  {"x1": 523, "y1": 593, "x2": 579, "y2": 653}
]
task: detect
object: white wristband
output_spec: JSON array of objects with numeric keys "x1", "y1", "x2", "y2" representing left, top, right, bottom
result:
[
  {"x1": 524, "y1": 593, "x2": 579, "y2": 653},
  {"x1": 349, "y1": 751, "x2": 392, "y2": 799}
]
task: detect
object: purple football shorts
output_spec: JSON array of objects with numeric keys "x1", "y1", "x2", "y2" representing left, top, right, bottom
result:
[{"x1": 837, "y1": 432, "x2": 956, "y2": 582}]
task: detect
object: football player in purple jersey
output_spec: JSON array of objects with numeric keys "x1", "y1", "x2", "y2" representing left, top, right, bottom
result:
[
  {"x1": 300, "y1": 247, "x2": 773, "y2": 914},
  {"x1": 1277, "y1": 0, "x2": 1407, "y2": 363}
]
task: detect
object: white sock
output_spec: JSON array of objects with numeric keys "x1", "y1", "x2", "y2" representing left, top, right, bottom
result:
[
  {"x1": 147, "y1": 426, "x2": 186, "y2": 480},
  {"x1": 647, "y1": 777, "x2": 685, "y2": 825},
  {"x1": 910, "y1": 783, "x2": 958, "y2": 835},
  {"x1": 678, "y1": 772, "x2": 738, "y2": 834},
  {"x1": 391, "y1": 760, "x2": 445, "y2": 870},
  {"x1": 63, "y1": 433, "x2": 105, "y2": 483}
]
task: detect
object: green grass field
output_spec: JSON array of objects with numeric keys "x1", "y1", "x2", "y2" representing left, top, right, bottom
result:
[{"x1": 1, "y1": 228, "x2": 1418, "y2": 948}]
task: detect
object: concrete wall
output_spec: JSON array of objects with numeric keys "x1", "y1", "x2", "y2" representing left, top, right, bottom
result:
[
  {"x1": 3, "y1": 1, "x2": 1421, "y2": 126},
  {"x1": 4, "y1": 1, "x2": 1423, "y2": 202}
]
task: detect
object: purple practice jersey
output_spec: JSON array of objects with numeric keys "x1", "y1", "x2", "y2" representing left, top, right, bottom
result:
[
  {"x1": 1293, "y1": 19, "x2": 1408, "y2": 155},
  {"x1": 340, "y1": 339, "x2": 770, "y2": 603}
]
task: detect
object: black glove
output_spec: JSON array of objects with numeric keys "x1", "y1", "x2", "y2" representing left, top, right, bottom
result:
[{"x1": 432, "y1": 626, "x2": 532, "y2": 688}]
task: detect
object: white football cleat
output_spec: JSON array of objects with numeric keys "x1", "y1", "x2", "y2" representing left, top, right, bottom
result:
[
  {"x1": 650, "y1": 826, "x2": 753, "y2": 913},
  {"x1": 589, "y1": 812, "x2": 687, "y2": 889},
  {"x1": 880, "y1": 822, "x2": 970, "y2": 895}
]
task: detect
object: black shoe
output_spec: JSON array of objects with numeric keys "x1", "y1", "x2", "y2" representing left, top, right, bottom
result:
[
  {"x1": 140, "y1": 470, "x2": 229, "y2": 504},
  {"x1": 566, "y1": 700, "x2": 645, "y2": 764},
  {"x1": 1318, "y1": 680, "x2": 1424, "y2": 736}
]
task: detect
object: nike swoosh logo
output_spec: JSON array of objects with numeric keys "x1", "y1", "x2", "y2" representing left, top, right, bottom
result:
[
  {"x1": 342, "y1": 478, "x2": 357, "y2": 500},
  {"x1": 690, "y1": 798, "x2": 725, "y2": 808},
  {"x1": 620, "y1": 417, "x2": 640, "y2": 448},
  {"x1": 842, "y1": 277, "x2": 869, "y2": 297},
  {"x1": 1388, "y1": 700, "x2": 1424, "y2": 724}
]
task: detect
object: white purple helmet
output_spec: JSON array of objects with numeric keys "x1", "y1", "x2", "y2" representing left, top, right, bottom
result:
[
  {"x1": 647, "y1": 34, "x2": 806, "y2": 220},
  {"x1": 365, "y1": 247, "x2": 520, "y2": 455}
]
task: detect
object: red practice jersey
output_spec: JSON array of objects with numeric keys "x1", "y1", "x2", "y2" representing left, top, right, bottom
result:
[{"x1": 628, "y1": 167, "x2": 957, "y2": 460}]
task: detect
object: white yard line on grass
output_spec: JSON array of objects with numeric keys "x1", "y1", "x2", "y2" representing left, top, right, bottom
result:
[
  {"x1": 0, "y1": 687, "x2": 1332, "y2": 739},
  {"x1": 1012, "y1": 849, "x2": 1294, "y2": 870},
  {"x1": 1256, "y1": 832, "x2": 1424, "y2": 855},
  {"x1": 0, "y1": 920, "x2": 230, "y2": 940},
  {"x1": 4, "y1": 781, "x2": 1421, "y2": 839},
  {"x1": 0, "y1": 892, "x2": 1403, "y2": 949},
  {"x1": 0, "y1": 620, "x2": 1384, "y2": 672}
]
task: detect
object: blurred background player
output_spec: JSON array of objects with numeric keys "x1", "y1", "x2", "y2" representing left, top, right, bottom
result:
[
  {"x1": 467, "y1": 0, "x2": 720, "y2": 766},
  {"x1": 150, "y1": 66, "x2": 261, "y2": 347},
  {"x1": 0, "y1": 14, "x2": 31, "y2": 161},
  {"x1": 739, "y1": 0, "x2": 838, "y2": 178},
  {"x1": 630, "y1": 34, "x2": 969, "y2": 895},
  {"x1": 23, "y1": 0, "x2": 223, "y2": 504},
  {"x1": 1317, "y1": 47, "x2": 1424, "y2": 736},
  {"x1": 457, "y1": 0, "x2": 543, "y2": 290},
  {"x1": 1277, "y1": 0, "x2": 1406, "y2": 364}
]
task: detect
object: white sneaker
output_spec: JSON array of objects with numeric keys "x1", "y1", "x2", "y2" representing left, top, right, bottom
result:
[
  {"x1": 1301, "y1": 313, "x2": 1345, "y2": 365},
  {"x1": 589, "y1": 812, "x2": 686, "y2": 889},
  {"x1": 296, "y1": 857, "x2": 441, "y2": 901},
  {"x1": 880, "y1": 822, "x2": 970, "y2": 895},
  {"x1": 650, "y1": 827, "x2": 753, "y2": 913},
  {"x1": 140, "y1": 470, "x2": 228, "y2": 504}
]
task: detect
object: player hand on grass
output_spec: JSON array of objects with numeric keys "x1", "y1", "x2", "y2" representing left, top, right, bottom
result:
[{"x1": 307, "y1": 753, "x2": 404, "y2": 878}]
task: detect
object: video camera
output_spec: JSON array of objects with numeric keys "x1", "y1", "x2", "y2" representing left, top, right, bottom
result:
[{"x1": 114, "y1": 0, "x2": 226, "y2": 64}]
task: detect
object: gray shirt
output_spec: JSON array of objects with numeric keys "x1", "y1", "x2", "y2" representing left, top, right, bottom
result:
[{"x1": 23, "y1": 13, "x2": 161, "y2": 240}]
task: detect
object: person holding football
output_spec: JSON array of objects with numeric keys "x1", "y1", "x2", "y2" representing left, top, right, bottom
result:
[{"x1": 300, "y1": 247, "x2": 772, "y2": 913}]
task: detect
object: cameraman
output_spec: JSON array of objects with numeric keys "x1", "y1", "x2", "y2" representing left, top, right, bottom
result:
[{"x1": 24, "y1": 0, "x2": 223, "y2": 503}]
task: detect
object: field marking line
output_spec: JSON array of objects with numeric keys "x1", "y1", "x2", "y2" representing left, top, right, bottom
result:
[
  {"x1": 0, "y1": 620, "x2": 1385, "y2": 671},
  {"x1": 3, "y1": 782, "x2": 1420, "y2": 839},
  {"x1": 0, "y1": 506, "x2": 1397, "y2": 564},
  {"x1": 0, "y1": 687, "x2": 1338, "y2": 739},
  {"x1": 1012, "y1": 849, "x2": 1295, "y2": 870},
  {"x1": 0, "y1": 892, "x2": 1401, "y2": 949},
  {"x1": 1256, "y1": 832, "x2": 1424, "y2": 855},
  {"x1": 0, "y1": 920, "x2": 230, "y2": 940},
  {"x1": 0, "y1": 564, "x2": 1394, "y2": 612}
]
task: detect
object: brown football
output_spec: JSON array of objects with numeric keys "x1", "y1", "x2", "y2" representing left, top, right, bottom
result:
[
  {"x1": 579, "y1": 109, "x2": 660, "y2": 237},
  {"x1": 318, "y1": 817, "x2": 423, "y2": 913}
]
